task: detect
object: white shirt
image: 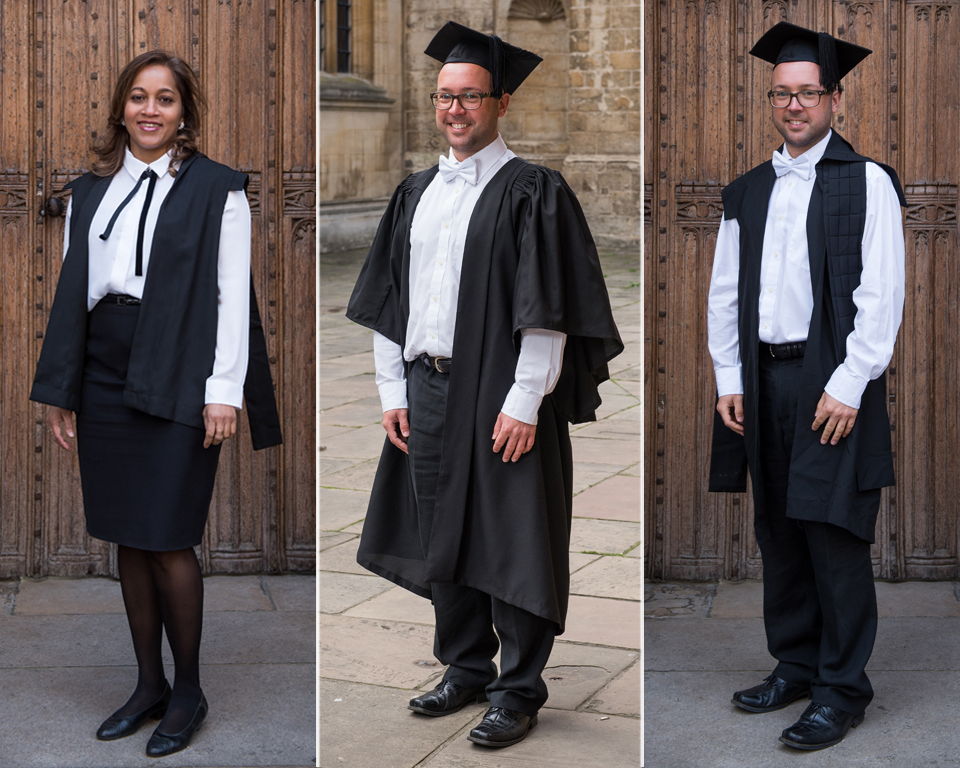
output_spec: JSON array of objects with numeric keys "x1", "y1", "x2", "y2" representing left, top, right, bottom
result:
[
  {"x1": 708, "y1": 130, "x2": 905, "y2": 409},
  {"x1": 63, "y1": 148, "x2": 251, "y2": 408},
  {"x1": 373, "y1": 134, "x2": 567, "y2": 425}
]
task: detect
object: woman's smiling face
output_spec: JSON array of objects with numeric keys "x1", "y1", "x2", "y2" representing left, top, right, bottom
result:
[{"x1": 123, "y1": 64, "x2": 183, "y2": 164}]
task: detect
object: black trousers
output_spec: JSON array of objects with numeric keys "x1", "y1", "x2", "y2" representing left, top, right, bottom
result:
[
  {"x1": 757, "y1": 354, "x2": 877, "y2": 716},
  {"x1": 406, "y1": 357, "x2": 556, "y2": 716}
]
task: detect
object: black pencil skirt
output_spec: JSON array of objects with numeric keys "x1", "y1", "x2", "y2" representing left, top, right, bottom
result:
[{"x1": 76, "y1": 300, "x2": 221, "y2": 551}]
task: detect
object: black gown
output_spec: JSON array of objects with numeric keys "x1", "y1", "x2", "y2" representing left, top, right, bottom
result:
[{"x1": 347, "y1": 158, "x2": 623, "y2": 631}]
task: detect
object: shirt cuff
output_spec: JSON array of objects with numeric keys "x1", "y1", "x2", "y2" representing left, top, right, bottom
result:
[
  {"x1": 714, "y1": 366, "x2": 743, "y2": 398},
  {"x1": 205, "y1": 378, "x2": 244, "y2": 409},
  {"x1": 501, "y1": 384, "x2": 540, "y2": 425},
  {"x1": 824, "y1": 365, "x2": 868, "y2": 410},
  {"x1": 378, "y1": 380, "x2": 409, "y2": 412}
]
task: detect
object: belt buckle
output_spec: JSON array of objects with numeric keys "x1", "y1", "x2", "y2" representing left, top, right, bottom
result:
[
  {"x1": 434, "y1": 357, "x2": 447, "y2": 373},
  {"x1": 769, "y1": 344, "x2": 776, "y2": 358}
]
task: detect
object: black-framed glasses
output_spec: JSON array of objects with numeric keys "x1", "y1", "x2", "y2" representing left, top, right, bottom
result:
[
  {"x1": 767, "y1": 89, "x2": 830, "y2": 108},
  {"x1": 430, "y1": 92, "x2": 493, "y2": 110}
]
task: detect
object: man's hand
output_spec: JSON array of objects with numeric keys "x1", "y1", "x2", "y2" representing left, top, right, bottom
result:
[
  {"x1": 492, "y1": 412, "x2": 536, "y2": 463},
  {"x1": 383, "y1": 408, "x2": 410, "y2": 454},
  {"x1": 203, "y1": 404, "x2": 238, "y2": 448},
  {"x1": 47, "y1": 406, "x2": 76, "y2": 451},
  {"x1": 717, "y1": 394, "x2": 744, "y2": 436},
  {"x1": 812, "y1": 393, "x2": 858, "y2": 445}
]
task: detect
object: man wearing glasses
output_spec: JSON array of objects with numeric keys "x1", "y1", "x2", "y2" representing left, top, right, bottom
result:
[
  {"x1": 707, "y1": 22, "x2": 905, "y2": 751},
  {"x1": 347, "y1": 21, "x2": 621, "y2": 749}
]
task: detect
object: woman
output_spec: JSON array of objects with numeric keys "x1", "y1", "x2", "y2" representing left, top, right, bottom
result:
[{"x1": 31, "y1": 51, "x2": 281, "y2": 757}]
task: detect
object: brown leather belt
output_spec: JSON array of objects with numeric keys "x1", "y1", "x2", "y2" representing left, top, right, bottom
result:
[{"x1": 419, "y1": 354, "x2": 451, "y2": 374}]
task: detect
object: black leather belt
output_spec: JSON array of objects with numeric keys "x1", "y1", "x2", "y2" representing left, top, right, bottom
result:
[
  {"x1": 419, "y1": 354, "x2": 451, "y2": 373},
  {"x1": 759, "y1": 340, "x2": 806, "y2": 359},
  {"x1": 101, "y1": 293, "x2": 141, "y2": 306}
]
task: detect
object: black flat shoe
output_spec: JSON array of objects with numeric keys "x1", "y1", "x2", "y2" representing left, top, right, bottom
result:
[
  {"x1": 467, "y1": 707, "x2": 538, "y2": 748},
  {"x1": 408, "y1": 680, "x2": 487, "y2": 717},
  {"x1": 779, "y1": 702, "x2": 864, "y2": 750},
  {"x1": 732, "y1": 674, "x2": 810, "y2": 713},
  {"x1": 96, "y1": 682, "x2": 172, "y2": 741},
  {"x1": 145, "y1": 693, "x2": 208, "y2": 758}
]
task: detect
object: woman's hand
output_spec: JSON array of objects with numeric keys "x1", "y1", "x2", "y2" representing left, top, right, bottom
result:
[
  {"x1": 203, "y1": 404, "x2": 238, "y2": 448},
  {"x1": 47, "y1": 406, "x2": 77, "y2": 451}
]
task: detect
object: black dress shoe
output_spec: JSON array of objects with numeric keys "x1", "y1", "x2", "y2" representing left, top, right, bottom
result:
[
  {"x1": 732, "y1": 674, "x2": 810, "y2": 713},
  {"x1": 779, "y1": 702, "x2": 864, "y2": 750},
  {"x1": 145, "y1": 693, "x2": 208, "y2": 758},
  {"x1": 96, "y1": 682, "x2": 172, "y2": 741},
  {"x1": 467, "y1": 707, "x2": 538, "y2": 748},
  {"x1": 408, "y1": 680, "x2": 487, "y2": 717}
]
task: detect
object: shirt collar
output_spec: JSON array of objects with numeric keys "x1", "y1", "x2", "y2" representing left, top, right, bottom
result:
[
  {"x1": 445, "y1": 133, "x2": 509, "y2": 185},
  {"x1": 777, "y1": 129, "x2": 832, "y2": 168},
  {"x1": 122, "y1": 147, "x2": 175, "y2": 180}
]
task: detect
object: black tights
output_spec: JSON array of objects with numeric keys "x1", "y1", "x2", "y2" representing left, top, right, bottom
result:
[{"x1": 114, "y1": 545, "x2": 205, "y2": 734}]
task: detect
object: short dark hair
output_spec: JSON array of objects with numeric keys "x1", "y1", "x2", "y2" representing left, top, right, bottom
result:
[{"x1": 91, "y1": 51, "x2": 206, "y2": 177}]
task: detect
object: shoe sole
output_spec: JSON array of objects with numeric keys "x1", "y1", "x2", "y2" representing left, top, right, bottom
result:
[
  {"x1": 408, "y1": 694, "x2": 487, "y2": 717},
  {"x1": 778, "y1": 714, "x2": 864, "y2": 751},
  {"x1": 467, "y1": 714, "x2": 538, "y2": 748},
  {"x1": 731, "y1": 691, "x2": 811, "y2": 714}
]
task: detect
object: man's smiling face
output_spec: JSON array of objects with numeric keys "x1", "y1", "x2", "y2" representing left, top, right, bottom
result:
[
  {"x1": 435, "y1": 62, "x2": 509, "y2": 161},
  {"x1": 770, "y1": 60, "x2": 841, "y2": 157}
]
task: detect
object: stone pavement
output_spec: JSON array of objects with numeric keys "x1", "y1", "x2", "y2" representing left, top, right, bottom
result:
[
  {"x1": 319, "y1": 249, "x2": 641, "y2": 767},
  {"x1": 646, "y1": 579, "x2": 960, "y2": 767},
  {"x1": 0, "y1": 573, "x2": 315, "y2": 768}
]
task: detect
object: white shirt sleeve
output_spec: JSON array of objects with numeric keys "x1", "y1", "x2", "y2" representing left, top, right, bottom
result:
[
  {"x1": 824, "y1": 164, "x2": 905, "y2": 409},
  {"x1": 62, "y1": 197, "x2": 72, "y2": 260},
  {"x1": 204, "y1": 190, "x2": 251, "y2": 408},
  {"x1": 500, "y1": 328, "x2": 567, "y2": 426},
  {"x1": 374, "y1": 331, "x2": 408, "y2": 411},
  {"x1": 707, "y1": 216, "x2": 743, "y2": 397}
]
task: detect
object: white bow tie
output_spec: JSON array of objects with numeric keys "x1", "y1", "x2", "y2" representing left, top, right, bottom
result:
[
  {"x1": 438, "y1": 154, "x2": 479, "y2": 185},
  {"x1": 772, "y1": 149, "x2": 815, "y2": 180}
]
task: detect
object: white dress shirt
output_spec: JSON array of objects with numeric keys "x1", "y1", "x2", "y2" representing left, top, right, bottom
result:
[
  {"x1": 63, "y1": 148, "x2": 251, "y2": 408},
  {"x1": 373, "y1": 134, "x2": 567, "y2": 425},
  {"x1": 708, "y1": 129, "x2": 905, "y2": 409}
]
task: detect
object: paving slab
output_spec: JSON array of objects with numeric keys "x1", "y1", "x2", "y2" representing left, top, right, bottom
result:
[
  {"x1": 569, "y1": 437, "x2": 640, "y2": 466},
  {"x1": 562, "y1": 595, "x2": 640, "y2": 650},
  {"x1": 320, "y1": 572, "x2": 395, "y2": 614},
  {"x1": 570, "y1": 411, "x2": 640, "y2": 441},
  {"x1": 0, "y1": 663, "x2": 314, "y2": 768},
  {"x1": 318, "y1": 422, "x2": 355, "y2": 440},
  {"x1": 875, "y1": 580, "x2": 960, "y2": 617},
  {"x1": 317, "y1": 423, "x2": 388, "y2": 460},
  {"x1": 319, "y1": 487, "x2": 371, "y2": 531},
  {"x1": 319, "y1": 373, "x2": 379, "y2": 398},
  {"x1": 619, "y1": 463, "x2": 640, "y2": 477},
  {"x1": 0, "y1": 580, "x2": 17, "y2": 614},
  {"x1": 645, "y1": 581, "x2": 716, "y2": 618},
  {"x1": 419, "y1": 708, "x2": 641, "y2": 767},
  {"x1": 202, "y1": 575, "x2": 275, "y2": 612},
  {"x1": 260, "y1": 574, "x2": 315, "y2": 612},
  {"x1": 318, "y1": 538, "x2": 367, "y2": 576},
  {"x1": 318, "y1": 398, "x2": 383, "y2": 427},
  {"x1": 319, "y1": 531, "x2": 357, "y2": 552},
  {"x1": 320, "y1": 458, "x2": 380, "y2": 492},
  {"x1": 319, "y1": 678, "x2": 485, "y2": 768},
  {"x1": 570, "y1": 556, "x2": 642, "y2": 600},
  {"x1": 571, "y1": 462, "x2": 633, "y2": 496},
  {"x1": 610, "y1": 376, "x2": 641, "y2": 398},
  {"x1": 709, "y1": 578, "x2": 762, "y2": 618},
  {"x1": 572, "y1": 475, "x2": 641, "y2": 523},
  {"x1": 569, "y1": 518, "x2": 641, "y2": 555},
  {"x1": 318, "y1": 357, "x2": 375, "y2": 383},
  {"x1": 319, "y1": 614, "x2": 441, "y2": 688},
  {"x1": 318, "y1": 456, "x2": 357, "y2": 478},
  {"x1": 645, "y1": 617, "x2": 770, "y2": 671},
  {"x1": 569, "y1": 552, "x2": 602, "y2": 574},
  {"x1": 583, "y1": 659, "x2": 640, "y2": 717},
  {"x1": 14, "y1": 576, "x2": 125, "y2": 615},
  {"x1": 585, "y1": 393, "x2": 642, "y2": 422},
  {"x1": 541, "y1": 643, "x2": 638, "y2": 711},
  {"x1": 343, "y1": 585, "x2": 436, "y2": 625},
  {"x1": 645, "y1": 669, "x2": 960, "y2": 768}
]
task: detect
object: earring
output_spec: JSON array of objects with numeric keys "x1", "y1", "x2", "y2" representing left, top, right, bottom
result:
[
  {"x1": 179, "y1": 121, "x2": 185, "y2": 131},
  {"x1": 121, "y1": 120, "x2": 125, "y2": 127}
]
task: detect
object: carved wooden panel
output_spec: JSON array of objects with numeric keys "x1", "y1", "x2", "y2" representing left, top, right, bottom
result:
[
  {"x1": 647, "y1": 0, "x2": 960, "y2": 580},
  {"x1": 9, "y1": 0, "x2": 317, "y2": 577}
]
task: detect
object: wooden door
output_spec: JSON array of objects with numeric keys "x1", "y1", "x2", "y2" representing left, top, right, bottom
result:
[
  {"x1": 0, "y1": 0, "x2": 315, "y2": 577},
  {"x1": 646, "y1": 0, "x2": 960, "y2": 580}
]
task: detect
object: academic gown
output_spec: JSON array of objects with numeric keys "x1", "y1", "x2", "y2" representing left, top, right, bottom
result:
[
  {"x1": 708, "y1": 132, "x2": 905, "y2": 544},
  {"x1": 346, "y1": 157, "x2": 623, "y2": 632}
]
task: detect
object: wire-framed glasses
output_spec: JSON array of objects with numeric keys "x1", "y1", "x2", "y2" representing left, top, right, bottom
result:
[
  {"x1": 767, "y1": 89, "x2": 830, "y2": 108},
  {"x1": 430, "y1": 92, "x2": 493, "y2": 110}
]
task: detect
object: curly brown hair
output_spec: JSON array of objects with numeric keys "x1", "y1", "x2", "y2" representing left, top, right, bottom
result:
[{"x1": 91, "y1": 50, "x2": 206, "y2": 177}]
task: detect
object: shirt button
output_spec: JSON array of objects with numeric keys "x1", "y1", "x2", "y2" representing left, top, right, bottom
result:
[
  {"x1": 429, "y1": 333, "x2": 435, "y2": 339},
  {"x1": 432, "y1": 296, "x2": 438, "y2": 302},
  {"x1": 767, "y1": 287, "x2": 774, "y2": 293},
  {"x1": 438, "y1": 260, "x2": 444, "y2": 266},
  {"x1": 443, "y1": 222, "x2": 450, "y2": 228},
  {"x1": 774, "y1": 251, "x2": 780, "y2": 258},
  {"x1": 788, "y1": 182, "x2": 793, "y2": 187},
  {"x1": 762, "y1": 323, "x2": 768, "y2": 329},
  {"x1": 778, "y1": 214, "x2": 783, "y2": 220}
]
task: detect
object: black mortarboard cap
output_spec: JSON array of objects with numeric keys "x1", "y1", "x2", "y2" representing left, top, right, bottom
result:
[
  {"x1": 749, "y1": 21, "x2": 871, "y2": 92},
  {"x1": 424, "y1": 21, "x2": 543, "y2": 98}
]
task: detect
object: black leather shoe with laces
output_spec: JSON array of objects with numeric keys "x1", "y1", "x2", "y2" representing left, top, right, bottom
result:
[
  {"x1": 408, "y1": 680, "x2": 488, "y2": 717},
  {"x1": 779, "y1": 702, "x2": 864, "y2": 751},
  {"x1": 732, "y1": 674, "x2": 810, "y2": 713},
  {"x1": 467, "y1": 707, "x2": 538, "y2": 748}
]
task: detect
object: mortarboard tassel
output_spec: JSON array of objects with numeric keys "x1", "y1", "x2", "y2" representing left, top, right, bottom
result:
[
  {"x1": 488, "y1": 34, "x2": 506, "y2": 98},
  {"x1": 817, "y1": 32, "x2": 841, "y2": 91}
]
